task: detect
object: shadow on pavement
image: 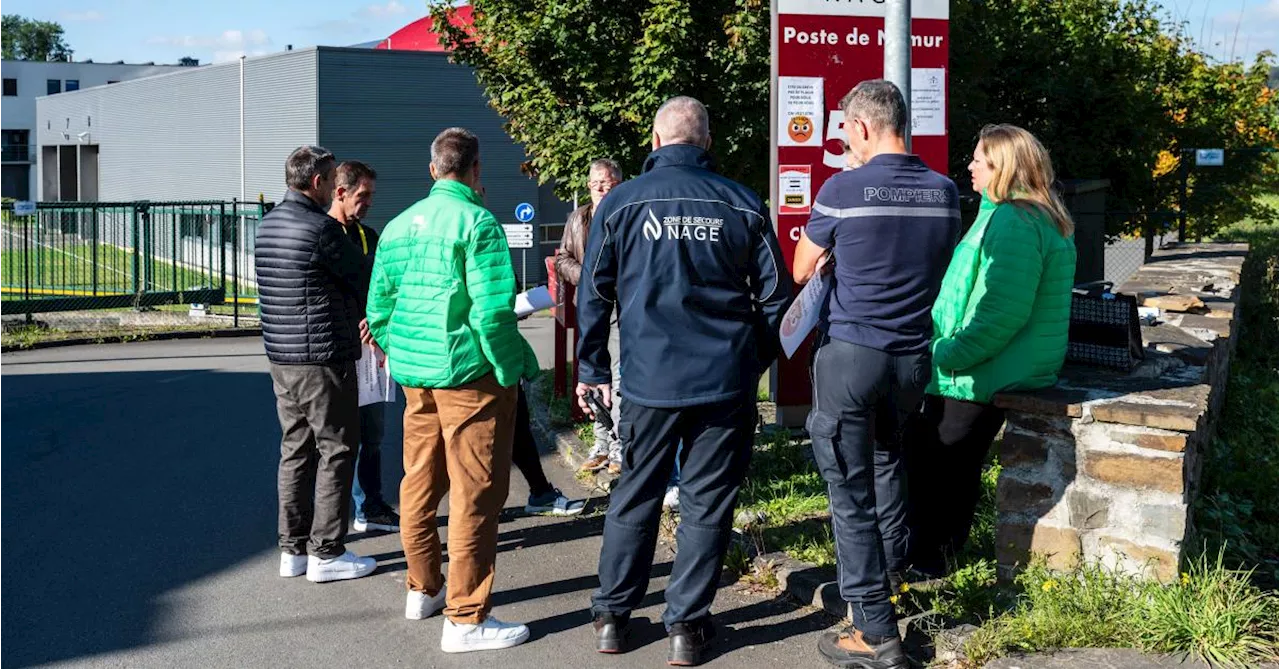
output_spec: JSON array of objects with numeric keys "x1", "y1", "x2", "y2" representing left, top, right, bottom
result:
[{"x1": 0, "y1": 368, "x2": 404, "y2": 668}]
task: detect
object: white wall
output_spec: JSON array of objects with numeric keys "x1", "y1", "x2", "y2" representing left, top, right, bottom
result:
[{"x1": 2, "y1": 60, "x2": 183, "y2": 199}]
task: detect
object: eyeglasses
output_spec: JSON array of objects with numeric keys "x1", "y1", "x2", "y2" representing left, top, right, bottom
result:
[{"x1": 588, "y1": 180, "x2": 618, "y2": 189}]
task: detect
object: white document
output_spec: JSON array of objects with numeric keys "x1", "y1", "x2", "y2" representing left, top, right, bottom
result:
[
  {"x1": 357, "y1": 345, "x2": 396, "y2": 407},
  {"x1": 778, "y1": 76, "x2": 824, "y2": 147},
  {"x1": 515, "y1": 285, "x2": 555, "y2": 318},
  {"x1": 780, "y1": 273, "x2": 832, "y2": 359},
  {"x1": 910, "y1": 68, "x2": 946, "y2": 136}
]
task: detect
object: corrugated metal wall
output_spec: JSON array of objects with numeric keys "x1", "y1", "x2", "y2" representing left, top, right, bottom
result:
[
  {"x1": 316, "y1": 48, "x2": 572, "y2": 285},
  {"x1": 37, "y1": 63, "x2": 243, "y2": 201},
  {"x1": 243, "y1": 51, "x2": 319, "y2": 203}
]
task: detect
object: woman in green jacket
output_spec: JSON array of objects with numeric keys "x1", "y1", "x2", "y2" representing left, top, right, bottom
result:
[{"x1": 906, "y1": 124, "x2": 1077, "y2": 575}]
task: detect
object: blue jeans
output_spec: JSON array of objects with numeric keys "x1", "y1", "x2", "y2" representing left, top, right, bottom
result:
[{"x1": 352, "y1": 402, "x2": 388, "y2": 521}]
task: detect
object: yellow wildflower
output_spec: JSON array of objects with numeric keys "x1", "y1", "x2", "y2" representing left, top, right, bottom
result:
[
  {"x1": 1042, "y1": 579, "x2": 1058, "y2": 592},
  {"x1": 1181, "y1": 572, "x2": 1191, "y2": 585}
]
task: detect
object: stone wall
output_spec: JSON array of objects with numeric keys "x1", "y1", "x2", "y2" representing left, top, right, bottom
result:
[{"x1": 992, "y1": 243, "x2": 1248, "y2": 582}]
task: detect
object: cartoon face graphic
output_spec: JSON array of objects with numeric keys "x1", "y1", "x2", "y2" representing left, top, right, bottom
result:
[{"x1": 788, "y1": 115, "x2": 814, "y2": 143}]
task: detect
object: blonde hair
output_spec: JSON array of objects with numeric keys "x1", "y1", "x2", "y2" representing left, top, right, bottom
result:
[{"x1": 977, "y1": 124, "x2": 1074, "y2": 238}]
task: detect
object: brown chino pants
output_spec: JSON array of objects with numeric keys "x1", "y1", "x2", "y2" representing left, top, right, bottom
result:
[{"x1": 400, "y1": 374, "x2": 517, "y2": 624}]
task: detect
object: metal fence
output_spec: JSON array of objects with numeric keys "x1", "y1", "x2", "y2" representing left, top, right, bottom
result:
[{"x1": 1, "y1": 200, "x2": 266, "y2": 331}]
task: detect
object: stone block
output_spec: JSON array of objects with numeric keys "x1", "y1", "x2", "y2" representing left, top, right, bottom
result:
[
  {"x1": 993, "y1": 388, "x2": 1087, "y2": 418},
  {"x1": 1091, "y1": 401, "x2": 1201, "y2": 432},
  {"x1": 1143, "y1": 294, "x2": 1206, "y2": 312},
  {"x1": 1098, "y1": 536, "x2": 1179, "y2": 582},
  {"x1": 999, "y1": 431, "x2": 1050, "y2": 468},
  {"x1": 1005, "y1": 413, "x2": 1075, "y2": 440},
  {"x1": 1068, "y1": 489, "x2": 1110, "y2": 530},
  {"x1": 997, "y1": 478, "x2": 1057, "y2": 516},
  {"x1": 996, "y1": 522, "x2": 1081, "y2": 571},
  {"x1": 1139, "y1": 503, "x2": 1188, "y2": 543},
  {"x1": 1103, "y1": 425, "x2": 1189, "y2": 453},
  {"x1": 1083, "y1": 451, "x2": 1184, "y2": 494}
]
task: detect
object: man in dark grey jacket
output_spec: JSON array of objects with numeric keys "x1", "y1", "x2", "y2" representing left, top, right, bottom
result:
[{"x1": 254, "y1": 145, "x2": 376, "y2": 583}]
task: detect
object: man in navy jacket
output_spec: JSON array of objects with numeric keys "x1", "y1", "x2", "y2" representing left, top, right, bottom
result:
[{"x1": 576, "y1": 96, "x2": 792, "y2": 665}]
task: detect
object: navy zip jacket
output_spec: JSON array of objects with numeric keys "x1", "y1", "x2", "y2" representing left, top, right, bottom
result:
[{"x1": 576, "y1": 144, "x2": 793, "y2": 408}]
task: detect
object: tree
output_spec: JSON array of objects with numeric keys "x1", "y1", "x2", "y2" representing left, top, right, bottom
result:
[
  {"x1": 431, "y1": 0, "x2": 769, "y2": 198},
  {"x1": 2, "y1": 15, "x2": 73, "y2": 62},
  {"x1": 435, "y1": 0, "x2": 1276, "y2": 237}
]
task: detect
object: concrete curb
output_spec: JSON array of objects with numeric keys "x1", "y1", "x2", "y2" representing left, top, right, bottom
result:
[{"x1": 1, "y1": 327, "x2": 263, "y2": 353}]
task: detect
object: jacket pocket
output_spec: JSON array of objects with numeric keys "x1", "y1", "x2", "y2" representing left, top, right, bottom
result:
[{"x1": 806, "y1": 408, "x2": 844, "y2": 485}]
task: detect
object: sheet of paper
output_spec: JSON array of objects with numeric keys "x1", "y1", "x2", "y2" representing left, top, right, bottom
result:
[
  {"x1": 778, "y1": 76, "x2": 824, "y2": 147},
  {"x1": 357, "y1": 345, "x2": 396, "y2": 407},
  {"x1": 910, "y1": 68, "x2": 946, "y2": 137},
  {"x1": 780, "y1": 272, "x2": 832, "y2": 359},
  {"x1": 779, "y1": 164, "x2": 813, "y2": 216},
  {"x1": 515, "y1": 285, "x2": 556, "y2": 318}
]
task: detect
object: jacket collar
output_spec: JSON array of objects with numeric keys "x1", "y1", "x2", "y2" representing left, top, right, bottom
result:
[
  {"x1": 641, "y1": 144, "x2": 716, "y2": 175},
  {"x1": 430, "y1": 178, "x2": 484, "y2": 206},
  {"x1": 283, "y1": 189, "x2": 328, "y2": 214}
]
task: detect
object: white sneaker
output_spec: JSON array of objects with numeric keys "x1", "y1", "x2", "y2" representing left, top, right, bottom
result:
[
  {"x1": 305, "y1": 551, "x2": 376, "y2": 583},
  {"x1": 406, "y1": 586, "x2": 447, "y2": 620},
  {"x1": 279, "y1": 552, "x2": 307, "y2": 578},
  {"x1": 663, "y1": 485, "x2": 681, "y2": 510},
  {"x1": 440, "y1": 616, "x2": 531, "y2": 653}
]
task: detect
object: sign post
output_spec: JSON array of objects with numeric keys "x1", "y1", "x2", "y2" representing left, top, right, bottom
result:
[
  {"x1": 770, "y1": 0, "x2": 951, "y2": 425},
  {"x1": 510, "y1": 202, "x2": 537, "y2": 289}
]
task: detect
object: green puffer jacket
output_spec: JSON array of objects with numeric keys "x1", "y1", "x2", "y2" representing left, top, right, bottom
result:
[
  {"x1": 928, "y1": 195, "x2": 1076, "y2": 402},
  {"x1": 366, "y1": 180, "x2": 538, "y2": 390}
]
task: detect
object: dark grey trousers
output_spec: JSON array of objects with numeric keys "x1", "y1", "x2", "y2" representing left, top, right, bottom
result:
[
  {"x1": 269, "y1": 362, "x2": 359, "y2": 559},
  {"x1": 808, "y1": 334, "x2": 930, "y2": 638}
]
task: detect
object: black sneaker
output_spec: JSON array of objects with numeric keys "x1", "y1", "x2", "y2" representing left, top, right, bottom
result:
[
  {"x1": 667, "y1": 620, "x2": 715, "y2": 666},
  {"x1": 354, "y1": 505, "x2": 400, "y2": 532},
  {"x1": 817, "y1": 625, "x2": 908, "y2": 669},
  {"x1": 593, "y1": 612, "x2": 629, "y2": 654}
]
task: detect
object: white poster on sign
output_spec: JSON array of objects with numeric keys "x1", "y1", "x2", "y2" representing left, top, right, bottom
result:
[
  {"x1": 778, "y1": 76, "x2": 824, "y2": 147},
  {"x1": 910, "y1": 68, "x2": 946, "y2": 137},
  {"x1": 779, "y1": 165, "x2": 813, "y2": 216},
  {"x1": 780, "y1": 272, "x2": 832, "y2": 359},
  {"x1": 357, "y1": 345, "x2": 397, "y2": 407}
]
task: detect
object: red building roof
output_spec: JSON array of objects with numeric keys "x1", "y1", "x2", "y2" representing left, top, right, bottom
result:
[{"x1": 374, "y1": 5, "x2": 474, "y2": 52}]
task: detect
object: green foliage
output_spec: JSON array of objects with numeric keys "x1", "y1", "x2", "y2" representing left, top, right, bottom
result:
[
  {"x1": 432, "y1": 0, "x2": 770, "y2": 198},
  {"x1": 1196, "y1": 197, "x2": 1280, "y2": 585},
  {"x1": 963, "y1": 556, "x2": 1278, "y2": 668},
  {"x1": 1, "y1": 15, "x2": 72, "y2": 62},
  {"x1": 435, "y1": 0, "x2": 1274, "y2": 238}
]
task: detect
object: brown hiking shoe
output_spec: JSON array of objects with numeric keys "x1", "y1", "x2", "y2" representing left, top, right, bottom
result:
[
  {"x1": 580, "y1": 454, "x2": 610, "y2": 472},
  {"x1": 817, "y1": 625, "x2": 907, "y2": 668},
  {"x1": 607, "y1": 461, "x2": 622, "y2": 476}
]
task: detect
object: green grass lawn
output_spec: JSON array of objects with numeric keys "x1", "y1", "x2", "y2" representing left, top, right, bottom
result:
[{"x1": 0, "y1": 242, "x2": 256, "y2": 300}]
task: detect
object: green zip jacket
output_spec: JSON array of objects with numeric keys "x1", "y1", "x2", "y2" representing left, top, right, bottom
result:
[
  {"x1": 366, "y1": 179, "x2": 538, "y2": 389},
  {"x1": 928, "y1": 195, "x2": 1076, "y2": 402}
]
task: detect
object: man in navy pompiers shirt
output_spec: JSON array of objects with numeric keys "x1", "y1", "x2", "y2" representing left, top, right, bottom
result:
[
  {"x1": 575, "y1": 96, "x2": 792, "y2": 666},
  {"x1": 792, "y1": 80, "x2": 960, "y2": 669}
]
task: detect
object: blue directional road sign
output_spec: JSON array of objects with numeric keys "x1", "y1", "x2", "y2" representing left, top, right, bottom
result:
[{"x1": 514, "y1": 202, "x2": 535, "y2": 223}]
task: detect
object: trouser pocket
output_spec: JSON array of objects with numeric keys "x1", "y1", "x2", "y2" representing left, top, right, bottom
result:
[{"x1": 806, "y1": 408, "x2": 844, "y2": 484}]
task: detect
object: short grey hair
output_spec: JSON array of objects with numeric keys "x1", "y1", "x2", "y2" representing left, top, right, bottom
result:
[
  {"x1": 431, "y1": 127, "x2": 481, "y2": 177},
  {"x1": 840, "y1": 80, "x2": 907, "y2": 138},
  {"x1": 653, "y1": 96, "x2": 710, "y2": 146},
  {"x1": 588, "y1": 158, "x2": 622, "y2": 181},
  {"x1": 285, "y1": 145, "x2": 335, "y2": 191}
]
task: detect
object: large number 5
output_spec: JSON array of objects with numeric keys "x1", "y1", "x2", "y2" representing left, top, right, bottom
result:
[{"x1": 822, "y1": 110, "x2": 845, "y2": 169}]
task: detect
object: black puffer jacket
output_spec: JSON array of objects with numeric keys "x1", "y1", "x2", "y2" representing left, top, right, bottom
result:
[{"x1": 254, "y1": 190, "x2": 366, "y2": 365}]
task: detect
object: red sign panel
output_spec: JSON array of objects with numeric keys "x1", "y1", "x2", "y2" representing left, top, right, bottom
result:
[{"x1": 771, "y1": 0, "x2": 951, "y2": 414}]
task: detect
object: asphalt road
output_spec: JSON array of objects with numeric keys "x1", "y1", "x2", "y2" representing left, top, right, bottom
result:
[{"x1": 1, "y1": 326, "x2": 838, "y2": 669}]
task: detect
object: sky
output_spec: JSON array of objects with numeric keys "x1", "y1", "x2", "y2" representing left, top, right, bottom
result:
[{"x1": 1, "y1": 0, "x2": 1277, "y2": 66}]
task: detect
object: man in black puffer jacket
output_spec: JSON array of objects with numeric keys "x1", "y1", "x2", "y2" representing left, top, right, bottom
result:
[{"x1": 255, "y1": 145, "x2": 376, "y2": 584}]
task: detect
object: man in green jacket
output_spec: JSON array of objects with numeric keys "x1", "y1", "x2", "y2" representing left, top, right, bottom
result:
[{"x1": 366, "y1": 127, "x2": 538, "y2": 655}]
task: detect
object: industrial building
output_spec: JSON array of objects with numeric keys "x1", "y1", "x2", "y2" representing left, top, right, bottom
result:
[{"x1": 1, "y1": 59, "x2": 184, "y2": 200}]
